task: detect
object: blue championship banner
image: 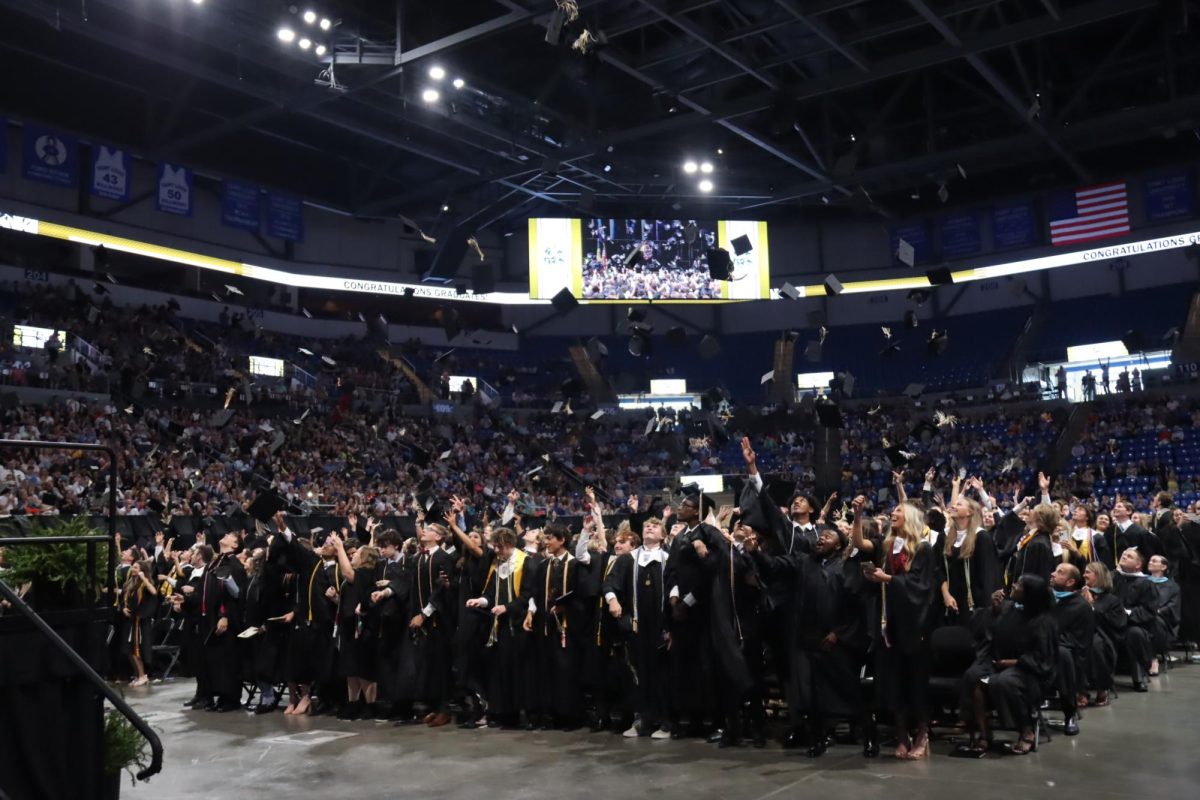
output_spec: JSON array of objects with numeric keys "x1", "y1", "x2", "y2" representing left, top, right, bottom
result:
[
  {"x1": 1144, "y1": 173, "x2": 1195, "y2": 222},
  {"x1": 22, "y1": 124, "x2": 78, "y2": 188},
  {"x1": 221, "y1": 180, "x2": 262, "y2": 232},
  {"x1": 940, "y1": 211, "x2": 982, "y2": 259},
  {"x1": 890, "y1": 220, "x2": 932, "y2": 265},
  {"x1": 992, "y1": 200, "x2": 1037, "y2": 250},
  {"x1": 266, "y1": 193, "x2": 304, "y2": 242}
]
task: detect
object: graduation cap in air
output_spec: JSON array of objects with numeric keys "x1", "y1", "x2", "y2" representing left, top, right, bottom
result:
[
  {"x1": 666, "y1": 326, "x2": 688, "y2": 346},
  {"x1": 246, "y1": 489, "x2": 289, "y2": 524},
  {"x1": 321, "y1": 355, "x2": 337, "y2": 367},
  {"x1": 301, "y1": 308, "x2": 313, "y2": 319},
  {"x1": 697, "y1": 335, "x2": 721, "y2": 360},
  {"x1": 778, "y1": 282, "x2": 801, "y2": 300},
  {"x1": 395, "y1": 436, "x2": 433, "y2": 467},
  {"x1": 814, "y1": 400, "x2": 844, "y2": 429},
  {"x1": 911, "y1": 419, "x2": 937, "y2": 440},
  {"x1": 147, "y1": 497, "x2": 166, "y2": 516},
  {"x1": 927, "y1": 330, "x2": 949, "y2": 357},
  {"x1": 551, "y1": 288, "x2": 579, "y2": 315},
  {"x1": 706, "y1": 248, "x2": 733, "y2": 281},
  {"x1": 730, "y1": 234, "x2": 752, "y2": 257}
]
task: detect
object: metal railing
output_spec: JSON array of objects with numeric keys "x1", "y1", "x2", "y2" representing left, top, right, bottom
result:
[{"x1": 0, "y1": 438, "x2": 163, "y2": 783}]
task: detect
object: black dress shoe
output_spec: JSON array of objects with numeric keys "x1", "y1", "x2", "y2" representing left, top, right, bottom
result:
[
  {"x1": 1134, "y1": 681, "x2": 1149, "y2": 692},
  {"x1": 458, "y1": 720, "x2": 479, "y2": 730},
  {"x1": 670, "y1": 728, "x2": 685, "y2": 740},
  {"x1": 706, "y1": 728, "x2": 726, "y2": 744},
  {"x1": 806, "y1": 740, "x2": 827, "y2": 758},
  {"x1": 182, "y1": 697, "x2": 203, "y2": 708},
  {"x1": 590, "y1": 718, "x2": 609, "y2": 733},
  {"x1": 782, "y1": 729, "x2": 804, "y2": 749},
  {"x1": 215, "y1": 702, "x2": 242, "y2": 713},
  {"x1": 254, "y1": 703, "x2": 277, "y2": 715},
  {"x1": 862, "y1": 738, "x2": 880, "y2": 758},
  {"x1": 717, "y1": 733, "x2": 739, "y2": 749},
  {"x1": 1064, "y1": 717, "x2": 1080, "y2": 736},
  {"x1": 202, "y1": 701, "x2": 219, "y2": 712}
]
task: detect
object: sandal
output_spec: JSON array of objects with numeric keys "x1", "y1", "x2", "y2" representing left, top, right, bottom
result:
[
  {"x1": 893, "y1": 735, "x2": 911, "y2": 760},
  {"x1": 1092, "y1": 692, "x2": 1110, "y2": 708},
  {"x1": 1009, "y1": 733, "x2": 1036, "y2": 755},
  {"x1": 905, "y1": 732, "x2": 930, "y2": 760}
]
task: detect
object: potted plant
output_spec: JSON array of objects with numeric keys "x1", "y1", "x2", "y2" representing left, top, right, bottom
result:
[
  {"x1": 1, "y1": 517, "x2": 106, "y2": 611},
  {"x1": 101, "y1": 708, "x2": 152, "y2": 799}
]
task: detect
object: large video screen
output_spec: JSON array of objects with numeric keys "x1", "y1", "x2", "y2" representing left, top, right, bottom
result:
[{"x1": 528, "y1": 218, "x2": 770, "y2": 302}]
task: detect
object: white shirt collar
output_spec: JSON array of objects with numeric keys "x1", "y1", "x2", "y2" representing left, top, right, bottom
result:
[
  {"x1": 636, "y1": 547, "x2": 667, "y2": 567},
  {"x1": 953, "y1": 529, "x2": 967, "y2": 548}
]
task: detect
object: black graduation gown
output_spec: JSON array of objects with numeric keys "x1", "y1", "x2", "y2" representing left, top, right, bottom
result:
[
  {"x1": 578, "y1": 548, "x2": 613, "y2": 695},
  {"x1": 408, "y1": 548, "x2": 457, "y2": 707},
  {"x1": 1117, "y1": 522, "x2": 1161, "y2": 567},
  {"x1": 1148, "y1": 577, "x2": 1181, "y2": 651},
  {"x1": 864, "y1": 542, "x2": 935, "y2": 716},
  {"x1": 283, "y1": 541, "x2": 338, "y2": 686},
  {"x1": 118, "y1": 582, "x2": 158, "y2": 660},
  {"x1": 452, "y1": 551, "x2": 490, "y2": 696},
  {"x1": 941, "y1": 530, "x2": 1002, "y2": 625},
  {"x1": 200, "y1": 553, "x2": 246, "y2": 701},
  {"x1": 376, "y1": 554, "x2": 416, "y2": 704},
  {"x1": 337, "y1": 567, "x2": 378, "y2": 679},
  {"x1": 242, "y1": 564, "x2": 290, "y2": 685},
  {"x1": 478, "y1": 551, "x2": 535, "y2": 718},
  {"x1": 529, "y1": 553, "x2": 583, "y2": 720},
  {"x1": 753, "y1": 548, "x2": 868, "y2": 720},
  {"x1": 961, "y1": 604, "x2": 1057, "y2": 730},
  {"x1": 1009, "y1": 533, "x2": 1055, "y2": 587},
  {"x1": 602, "y1": 549, "x2": 667, "y2": 724}
]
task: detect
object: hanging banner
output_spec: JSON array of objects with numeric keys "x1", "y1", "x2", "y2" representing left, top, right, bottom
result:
[
  {"x1": 220, "y1": 180, "x2": 261, "y2": 232},
  {"x1": 940, "y1": 211, "x2": 982, "y2": 258},
  {"x1": 1144, "y1": 173, "x2": 1195, "y2": 222},
  {"x1": 22, "y1": 124, "x2": 78, "y2": 188},
  {"x1": 90, "y1": 145, "x2": 131, "y2": 202},
  {"x1": 266, "y1": 193, "x2": 303, "y2": 242},
  {"x1": 156, "y1": 162, "x2": 193, "y2": 216},
  {"x1": 992, "y1": 200, "x2": 1037, "y2": 250}
]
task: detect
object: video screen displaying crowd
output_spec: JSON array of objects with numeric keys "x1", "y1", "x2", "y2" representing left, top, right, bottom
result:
[{"x1": 582, "y1": 218, "x2": 723, "y2": 300}]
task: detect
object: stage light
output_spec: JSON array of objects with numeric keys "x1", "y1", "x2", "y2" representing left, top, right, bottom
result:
[
  {"x1": 452, "y1": 77, "x2": 465, "y2": 89},
  {"x1": 422, "y1": 88, "x2": 440, "y2": 103},
  {"x1": 717, "y1": 148, "x2": 724, "y2": 155},
  {"x1": 683, "y1": 160, "x2": 698, "y2": 174},
  {"x1": 315, "y1": 43, "x2": 327, "y2": 56},
  {"x1": 277, "y1": 27, "x2": 296, "y2": 43},
  {"x1": 191, "y1": 0, "x2": 204, "y2": 5},
  {"x1": 429, "y1": 65, "x2": 446, "y2": 80},
  {"x1": 303, "y1": 10, "x2": 317, "y2": 24},
  {"x1": 298, "y1": 38, "x2": 312, "y2": 50},
  {"x1": 442, "y1": 204, "x2": 450, "y2": 212},
  {"x1": 698, "y1": 179, "x2": 713, "y2": 192},
  {"x1": 603, "y1": 163, "x2": 612, "y2": 172},
  {"x1": 699, "y1": 161, "x2": 714, "y2": 173},
  {"x1": 319, "y1": 17, "x2": 332, "y2": 30}
]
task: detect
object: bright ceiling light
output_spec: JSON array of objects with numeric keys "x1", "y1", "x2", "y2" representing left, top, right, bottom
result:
[
  {"x1": 277, "y1": 27, "x2": 296, "y2": 43},
  {"x1": 699, "y1": 161, "x2": 714, "y2": 173},
  {"x1": 298, "y1": 38, "x2": 312, "y2": 50},
  {"x1": 191, "y1": 0, "x2": 204, "y2": 5},
  {"x1": 683, "y1": 160, "x2": 698, "y2": 174},
  {"x1": 429, "y1": 65, "x2": 446, "y2": 80},
  {"x1": 698, "y1": 179, "x2": 714, "y2": 192},
  {"x1": 422, "y1": 88, "x2": 440, "y2": 103},
  {"x1": 314, "y1": 43, "x2": 327, "y2": 56},
  {"x1": 452, "y1": 77, "x2": 465, "y2": 89},
  {"x1": 303, "y1": 10, "x2": 317, "y2": 24},
  {"x1": 319, "y1": 17, "x2": 332, "y2": 31},
  {"x1": 442, "y1": 204, "x2": 450, "y2": 212}
]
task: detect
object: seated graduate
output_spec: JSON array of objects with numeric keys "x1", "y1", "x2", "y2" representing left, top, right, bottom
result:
[
  {"x1": 1145, "y1": 554, "x2": 1181, "y2": 677},
  {"x1": 957, "y1": 574, "x2": 1057, "y2": 757},
  {"x1": 1081, "y1": 562, "x2": 1123, "y2": 705},
  {"x1": 1111, "y1": 547, "x2": 1158, "y2": 691},
  {"x1": 1049, "y1": 563, "x2": 1093, "y2": 736}
]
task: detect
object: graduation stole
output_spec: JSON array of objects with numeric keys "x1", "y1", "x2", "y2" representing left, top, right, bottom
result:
[
  {"x1": 159, "y1": 563, "x2": 181, "y2": 598},
  {"x1": 305, "y1": 560, "x2": 323, "y2": 623},
  {"x1": 417, "y1": 552, "x2": 437, "y2": 628},
  {"x1": 596, "y1": 557, "x2": 616, "y2": 646},
  {"x1": 1073, "y1": 528, "x2": 1093, "y2": 561},
  {"x1": 1005, "y1": 530, "x2": 1038, "y2": 586},
  {"x1": 486, "y1": 551, "x2": 527, "y2": 644},
  {"x1": 942, "y1": 530, "x2": 977, "y2": 612},
  {"x1": 544, "y1": 553, "x2": 572, "y2": 644}
]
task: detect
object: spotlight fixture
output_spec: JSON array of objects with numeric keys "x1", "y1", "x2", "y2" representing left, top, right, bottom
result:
[
  {"x1": 277, "y1": 27, "x2": 296, "y2": 43},
  {"x1": 191, "y1": 0, "x2": 204, "y2": 4},
  {"x1": 442, "y1": 204, "x2": 450, "y2": 212},
  {"x1": 298, "y1": 38, "x2": 312, "y2": 50},
  {"x1": 315, "y1": 43, "x2": 327, "y2": 56},
  {"x1": 717, "y1": 148, "x2": 724, "y2": 155},
  {"x1": 319, "y1": 17, "x2": 332, "y2": 30},
  {"x1": 452, "y1": 77, "x2": 465, "y2": 89},
  {"x1": 422, "y1": 88, "x2": 440, "y2": 103},
  {"x1": 303, "y1": 10, "x2": 317, "y2": 24},
  {"x1": 429, "y1": 65, "x2": 446, "y2": 80},
  {"x1": 698, "y1": 179, "x2": 714, "y2": 193},
  {"x1": 699, "y1": 162, "x2": 714, "y2": 174},
  {"x1": 683, "y1": 160, "x2": 698, "y2": 174},
  {"x1": 603, "y1": 163, "x2": 612, "y2": 173}
]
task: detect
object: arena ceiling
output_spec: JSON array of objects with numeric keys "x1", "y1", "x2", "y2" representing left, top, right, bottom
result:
[{"x1": 1, "y1": 0, "x2": 1198, "y2": 230}]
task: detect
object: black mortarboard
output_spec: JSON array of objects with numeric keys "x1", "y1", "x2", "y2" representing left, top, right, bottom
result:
[
  {"x1": 551, "y1": 287, "x2": 579, "y2": 314},
  {"x1": 697, "y1": 335, "x2": 721, "y2": 360},
  {"x1": 246, "y1": 489, "x2": 288, "y2": 523},
  {"x1": 627, "y1": 307, "x2": 647, "y2": 324},
  {"x1": 678, "y1": 482, "x2": 714, "y2": 516},
  {"x1": 911, "y1": 419, "x2": 937, "y2": 439},
  {"x1": 823, "y1": 274, "x2": 844, "y2": 295},
  {"x1": 926, "y1": 267, "x2": 953, "y2": 286},
  {"x1": 927, "y1": 330, "x2": 949, "y2": 357},
  {"x1": 667, "y1": 326, "x2": 687, "y2": 346},
  {"x1": 880, "y1": 341, "x2": 901, "y2": 358},
  {"x1": 814, "y1": 401, "x2": 844, "y2": 429},
  {"x1": 147, "y1": 498, "x2": 165, "y2": 515},
  {"x1": 586, "y1": 337, "x2": 608, "y2": 361},
  {"x1": 804, "y1": 341, "x2": 822, "y2": 362},
  {"x1": 884, "y1": 445, "x2": 912, "y2": 468},
  {"x1": 730, "y1": 234, "x2": 752, "y2": 256},
  {"x1": 706, "y1": 248, "x2": 733, "y2": 281}
]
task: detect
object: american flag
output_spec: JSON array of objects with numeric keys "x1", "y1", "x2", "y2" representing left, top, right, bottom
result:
[{"x1": 1049, "y1": 181, "x2": 1130, "y2": 246}]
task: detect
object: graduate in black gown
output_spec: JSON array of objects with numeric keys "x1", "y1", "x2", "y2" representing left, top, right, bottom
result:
[
  {"x1": 599, "y1": 526, "x2": 656, "y2": 736},
  {"x1": 1112, "y1": 500, "x2": 1160, "y2": 568},
  {"x1": 276, "y1": 521, "x2": 338, "y2": 716},
  {"x1": 408, "y1": 522, "x2": 458, "y2": 726},
  {"x1": 195, "y1": 530, "x2": 246, "y2": 712},
  {"x1": 1111, "y1": 547, "x2": 1158, "y2": 690},
  {"x1": 118, "y1": 559, "x2": 159, "y2": 687},
  {"x1": 957, "y1": 574, "x2": 1057, "y2": 756},
  {"x1": 331, "y1": 534, "x2": 381, "y2": 720},
  {"x1": 1146, "y1": 554, "x2": 1182, "y2": 676},
  {"x1": 525, "y1": 523, "x2": 583, "y2": 729},
  {"x1": 369, "y1": 529, "x2": 415, "y2": 721},
  {"x1": 574, "y1": 494, "x2": 623, "y2": 732},
  {"x1": 1007, "y1": 504, "x2": 1058, "y2": 587},
  {"x1": 856, "y1": 497, "x2": 936, "y2": 760},
  {"x1": 467, "y1": 527, "x2": 534, "y2": 728},
  {"x1": 173, "y1": 547, "x2": 210, "y2": 708},
  {"x1": 941, "y1": 494, "x2": 1001, "y2": 631},
  {"x1": 241, "y1": 543, "x2": 291, "y2": 714},
  {"x1": 1049, "y1": 562, "x2": 1092, "y2": 736},
  {"x1": 444, "y1": 510, "x2": 490, "y2": 728},
  {"x1": 1082, "y1": 562, "x2": 1121, "y2": 706}
]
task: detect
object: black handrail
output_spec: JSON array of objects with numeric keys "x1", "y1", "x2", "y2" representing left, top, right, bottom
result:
[
  {"x1": 0, "y1": 438, "x2": 162, "y2": 782},
  {"x1": 0, "y1": 578, "x2": 164, "y2": 781}
]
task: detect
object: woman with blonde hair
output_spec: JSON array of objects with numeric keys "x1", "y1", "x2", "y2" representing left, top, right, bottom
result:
[
  {"x1": 854, "y1": 497, "x2": 936, "y2": 760},
  {"x1": 1007, "y1": 504, "x2": 1058, "y2": 587},
  {"x1": 941, "y1": 494, "x2": 1001, "y2": 623},
  {"x1": 331, "y1": 534, "x2": 382, "y2": 720}
]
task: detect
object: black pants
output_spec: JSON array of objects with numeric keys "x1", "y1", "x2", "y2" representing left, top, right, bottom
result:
[
  {"x1": 1056, "y1": 647, "x2": 1082, "y2": 719},
  {"x1": 1115, "y1": 626, "x2": 1153, "y2": 683}
]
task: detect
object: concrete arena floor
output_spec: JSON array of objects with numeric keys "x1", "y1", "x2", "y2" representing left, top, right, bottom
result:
[{"x1": 125, "y1": 666, "x2": 1200, "y2": 800}]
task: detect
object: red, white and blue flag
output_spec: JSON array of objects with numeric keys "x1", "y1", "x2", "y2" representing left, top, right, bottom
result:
[{"x1": 1048, "y1": 181, "x2": 1129, "y2": 246}]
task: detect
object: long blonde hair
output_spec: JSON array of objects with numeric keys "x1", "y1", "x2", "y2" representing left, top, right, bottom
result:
[
  {"x1": 884, "y1": 502, "x2": 926, "y2": 571},
  {"x1": 944, "y1": 496, "x2": 984, "y2": 560}
]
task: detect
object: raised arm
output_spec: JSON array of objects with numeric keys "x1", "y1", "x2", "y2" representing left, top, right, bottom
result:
[
  {"x1": 331, "y1": 533, "x2": 355, "y2": 582},
  {"x1": 446, "y1": 499, "x2": 482, "y2": 558},
  {"x1": 893, "y1": 470, "x2": 908, "y2": 505},
  {"x1": 850, "y1": 495, "x2": 875, "y2": 554}
]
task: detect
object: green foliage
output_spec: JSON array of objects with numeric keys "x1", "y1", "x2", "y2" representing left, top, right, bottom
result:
[
  {"x1": 102, "y1": 708, "x2": 152, "y2": 780},
  {"x1": 2, "y1": 517, "x2": 106, "y2": 602}
]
